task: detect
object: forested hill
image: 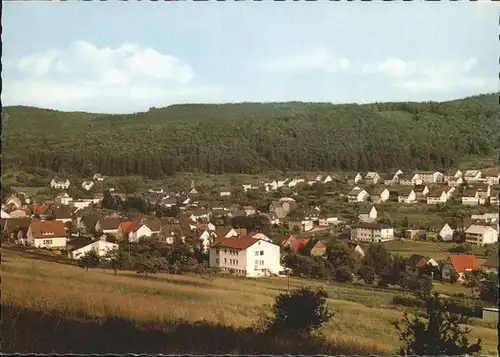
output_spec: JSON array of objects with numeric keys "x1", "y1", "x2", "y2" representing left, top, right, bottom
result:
[{"x1": 3, "y1": 93, "x2": 499, "y2": 178}]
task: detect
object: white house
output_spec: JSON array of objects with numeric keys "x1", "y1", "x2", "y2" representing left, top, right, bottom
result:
[
  {"x1": 51, "y1": 179, "x2": 70, "y2": 190},
  {"x1": 323, "y1": 175, "x2": 333, "y2": 184},
  {"x1": 27, "y1": 220, "x2": 67, "y2": 249},
  {"x1": 398, "y1": 188, "x2": 417, "y2": 204},
  {"x1": 55, "y1": 192, "x2": 73, "y2": 205},
  {"x1": 465, "y1": 225, "x2": 498, "y2": 246},
  {"x1": 365, "y1": 172, "x2": 381, "y2": 184},
  {"x1": 416, "y1": 171, "x2": 444, "y2": 184},
  {"x1": 301, "y1": 219, "x2": 314, "y2": 232},
  {"x1": 358, "y1": 206, "x2": 378, "y2": 223},
  {"x1": 370, "y1": 187, "x2": 390, "y2": 203},
  {"x1": 209, "y1": 237, "x2": 281, "y2": 277},
  {"x1": 485, "y1": 173, "x2": 500, "y2": 185},
  {"x1": 462, "y1": 189, "x2": 479, "y2": 206},
  {"x1": 444, "y1": 169, "x2": 463, "y2": 181},
  {"x1": 128, "y1": 224, "x2": 153, "y2": 242},
  {"x1": 93, "y1": 173, "x2": 105, "y2": 182},
  {"x1": 81, "y1": 181, "x2": 95, "y2": 191},
  {"x1": 347, "y1": 187, "x2": 370, "y2": 203},
  {"x1": 350, "y1": 222, "x2": 394, "y2": 243},
  {"x1": 439, "y1": 223, "x2": 455, "y2": 242},
  {"x1": 464, "y1": 170, "x2": 482, "y2": 183},
  {"x1": 471, "y1": 212, "x2": 499, "y2": 223},
  {"x1": 71, "y1": 239, "x2": 119, "y2": 260},
  {"x1": 72, "y1": 199, "x2": 99, "y2": 210},
  {"x1": 399, "y1": 173, "x2": 422, "y2": 186},
  {"x1": 426, "y1": 189, "x2": 448, "y2": 205},
  {"x1": 349, "y1": 173, "x2": 363, "y2": 185},
  {"x1": 447, "y1": 176, "x2": 464, "y2": 187}
]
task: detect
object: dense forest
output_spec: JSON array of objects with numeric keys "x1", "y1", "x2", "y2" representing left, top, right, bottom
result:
[{"x1": 2, "y1": 93, "x2": 499, "y2": 179}]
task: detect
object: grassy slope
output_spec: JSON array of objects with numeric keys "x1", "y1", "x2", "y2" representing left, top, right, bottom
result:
[{"x1": 1, "y1": 249, "x2": 497, "y2": 355}]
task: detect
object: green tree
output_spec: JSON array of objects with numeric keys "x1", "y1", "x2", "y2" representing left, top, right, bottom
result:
[
  {"x1": 104, "y1": 248, "x2": 126, "y2": 275},
  {"x1": 363, "y1": 243, "x2": 393, "y2": 275},
  {"x1": 463, "y1": 270, "x2": 482, "y2": 297},
  {"x1": 78, "y1": 249, "x2": 100, "y2": 272},
  {"x1": 478, "y1": 272, "x2": 499, "y2": 305},
  {"x1": 265, "y1": 286, "x2": 334, "y2": 335},
  {"x1": 392, "y1": 293, "x2": 481, "y2": 355},
  {"x1": 358, "y1": 265, "x2": 375, "y2": 284}
]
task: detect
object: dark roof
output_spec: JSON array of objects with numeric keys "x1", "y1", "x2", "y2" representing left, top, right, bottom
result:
[
  {"x1": 3, "y1": 217, "x2": 32, "y2": 234},
  {"x1": 212, "y1": 236, "x2": 259, "y2": 250},
  {"x1": 81, "y1": 214, "x2": 99, "y2": 229},
  {"x1": 351, "y1": 222, "x2": 391, "y2": 229},
  {"x1": 53, "y1": 205, "x2": 72, "y2": 219},
  {"x1": 99, "y1": 218, "x2": 121, "y2": 230}
]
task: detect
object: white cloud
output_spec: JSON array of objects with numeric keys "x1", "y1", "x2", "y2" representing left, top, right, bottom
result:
[
  {"x1": 259, "y1": 48, "x2": 351, "y2": 73},
  {"x1": 3, "y1": 41, "x2": 223, "y2": 113},
  {"x1": 258, "y1": 50, "x2": 494, "y2": 94}
]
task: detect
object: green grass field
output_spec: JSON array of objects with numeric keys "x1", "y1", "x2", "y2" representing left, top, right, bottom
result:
[{"x1": 1, "y1": 249, "x2": 497, "y2": 355}]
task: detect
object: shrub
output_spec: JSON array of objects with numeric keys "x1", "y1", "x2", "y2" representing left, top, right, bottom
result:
[{"x1": 264, "y1": 286, "x2": 334, "y2": 335}]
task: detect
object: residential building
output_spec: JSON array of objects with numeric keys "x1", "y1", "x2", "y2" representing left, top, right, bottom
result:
[
  {"x1": 399, "y1": 173, "x2": 422, "y2": 186},
  {"x1": 209, "y1": 236, "x2": 281, "y2": 277},
  {"x1": 55, "y1": 192, "x2": 73, "y2": 205},
  {"x1": 370, "y1": 187, "x2": 390, "y2": 203},
  {"x1": 347, "y1": 173, "x2": 363, "y2": 186},
  {"x1": 81, "y1": 181, "x2": 95, "y2": 191},
  {"x1": 27, "y1": 220, "x2": 67, "y2": 248},
  {"x1": 364, "y1": 172, "x2": 381, "y2": 184},
  {"x1": 426, "y1": 189, "x2": 448, "y2": 205},
  {"x1": 309, "y1": 240, "x2": 327, "y2": 257},
  {"x1": 51, "y1": 178, "x2": 70, "y2": 190},
  {"x1": 442, "y1": 254, "x2": 480, "y2": 281},
  {"x1": 483, "y1": 253, "x2": 499, "y2": 274},
  {"x1": 464, "y1": 225, "x2": 498, "y2": 246},
  {"x1": 464, "y1": 170, "x2": 482, "y2": 183},
  {"x1": 128, "y1": 224, "x2": 153, "y2": 242},
  {"x1": 398, "y1": 187, "x2": 416, "y2": 204},
  {"x1": 416, "y1": 171, "x2": 444, "y2": 184},
  {"x1": 358, "y1": 206, "x2": 377, "y2": 223},
  {"x1": 70, "y1": 238, "x2": 118, "y2": 260},
  {"x1": 350, "y1": 222, "x2": 394, "y2": 243},
  {"x1": 95, "y1": 218, "x2": 121, "y2": 235},
  {"x1": 439, "y1": 223, "x2": 455, "y2": 242},
  {"x1": 404, "y1": 254, "x2": 439, "y2": 275},
  {"x1": 347, "y1": 187, "x2": 370, "y2": 203},
  {"x1": 444, "y1": 169, "x2": 463, "y2": 182}
]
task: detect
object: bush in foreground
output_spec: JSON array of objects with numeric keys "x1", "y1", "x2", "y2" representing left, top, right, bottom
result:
[{"x1": 2, "y1": 304, "x2": 382, "y2": 355}]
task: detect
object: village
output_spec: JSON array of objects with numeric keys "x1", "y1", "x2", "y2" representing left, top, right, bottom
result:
[{"x1": 2, "y1": 167, "x2": 499, "y2": 288}]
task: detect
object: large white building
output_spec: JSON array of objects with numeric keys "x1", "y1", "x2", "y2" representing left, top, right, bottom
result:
[
  {"x1": 71, "y1": 238, "x2": 119, "y2": 260},
  {"x1": 350, "y1": 222, "x2": 394, "y2": 243},
  {"x1": 464, "y1": 225, "x2": 498, "y2": 246},
  {"x1": 27, "y1": 220, "x2": 68, "y2": 249},
  {"x1": 209, "y1": 236, "x2": 281, "y2": 277}
]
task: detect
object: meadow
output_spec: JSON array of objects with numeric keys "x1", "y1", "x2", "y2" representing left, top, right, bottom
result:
[{"x1": 2, "y1": 249, "x2": 497, "y2": 355}]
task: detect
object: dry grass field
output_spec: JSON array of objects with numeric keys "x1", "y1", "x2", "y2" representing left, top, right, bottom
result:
[{"x1": 1, "y1": 248, "x2": 497, "y2": 355}]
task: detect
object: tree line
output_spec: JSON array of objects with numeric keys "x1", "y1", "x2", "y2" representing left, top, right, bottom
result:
[{"x1": 3, "y1": 93, "x2": 499, "y2": 178}]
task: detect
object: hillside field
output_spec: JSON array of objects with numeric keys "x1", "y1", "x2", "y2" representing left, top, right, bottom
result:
[{"x1": 1, "y1": 249, "x2": 497, "y2": 355}]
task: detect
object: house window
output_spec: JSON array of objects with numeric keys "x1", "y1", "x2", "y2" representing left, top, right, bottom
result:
[
  {"x1": 42, "y1": 239, "x2": 53, "y2": 245},
  {"x1": 224, "y1": 258, "x2": 227, "y2": 264},
  {"x1": 260, "y1": 251, "x2": 264, "y2": 256},
  {"x1": 216, "y1": 259, "x2": 220, "y2": 264},
  {"x1": 216, "y1": 248, "x2": 220, "y2": 254},
  {"x1": 255, "y1": 251, "x2": 259, "y2": 256},
  {"x1": 224, "y1": 249, "x2": 227, "y2": 254}
]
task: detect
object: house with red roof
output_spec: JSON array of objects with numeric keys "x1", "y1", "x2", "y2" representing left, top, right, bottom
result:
[
  {"x1": 27, "y1": 220, "x2": 67, "y2": 248},
  {"x1": 127, "y1": 222, "x2": 152, "y2": 243},
  {"x1": 442, "y1": 254, "x2": 480, "y2": 282},
  {"x1": 209, "y1": 236, "x2": 281, "y2": 277}
]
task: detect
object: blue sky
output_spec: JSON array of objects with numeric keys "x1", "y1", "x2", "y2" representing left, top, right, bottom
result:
[{"x1": 2, "y1": 2, "x2": 498, "y2": 113}]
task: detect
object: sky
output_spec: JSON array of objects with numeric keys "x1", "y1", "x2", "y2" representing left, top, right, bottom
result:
[{"x1": 2, "y1": 1, "x2": 498, "y2": 114}]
